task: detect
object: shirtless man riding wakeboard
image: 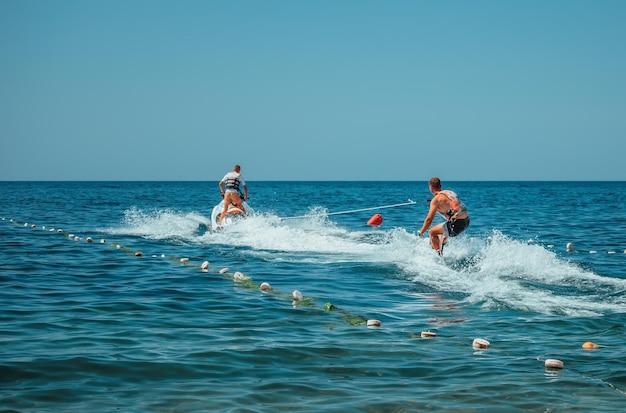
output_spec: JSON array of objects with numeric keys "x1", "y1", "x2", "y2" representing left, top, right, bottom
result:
[{"x1": 417, "y1": 177, "x2": 470, "y2": 255}]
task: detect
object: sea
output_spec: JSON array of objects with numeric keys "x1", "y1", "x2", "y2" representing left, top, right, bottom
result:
[{"x1": 1, "y1": 181, "x2": 625, "y2": 413}]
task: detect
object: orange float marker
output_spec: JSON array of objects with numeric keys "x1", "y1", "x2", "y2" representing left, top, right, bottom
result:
[
  {"x1": 367, "y1": 214, "x2": 383, "y2": 227},
  {"x1": 582, "y1": 341, "x2": 599, "y2": 349}
]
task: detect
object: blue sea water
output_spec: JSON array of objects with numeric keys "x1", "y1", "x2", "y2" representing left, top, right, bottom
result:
[{"x1": 1, "y1": 181, "x2": 625, "y2": 412}]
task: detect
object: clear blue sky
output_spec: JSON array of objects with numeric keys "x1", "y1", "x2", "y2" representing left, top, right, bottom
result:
[{"x1": 1, "y1": 0, "x2": 625, "y2": 181}]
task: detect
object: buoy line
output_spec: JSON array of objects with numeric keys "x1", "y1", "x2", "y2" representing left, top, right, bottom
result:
[
  {"x1": 2, "y1": 217, "x2": 371, "y2": 327},
  {"x1": 515, "y1": 237, "x2": 626, "y2": 255},
  {"x1": 2, "y1": 216, "x2": 617, "y2": 371}
]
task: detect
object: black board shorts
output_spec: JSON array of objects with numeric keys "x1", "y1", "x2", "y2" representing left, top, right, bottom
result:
[{"x1": 444, "y1": 217, "x2": 470, "y2": 237}]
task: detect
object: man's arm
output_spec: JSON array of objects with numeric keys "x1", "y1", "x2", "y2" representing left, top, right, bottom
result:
[{"x1": 418, "y1": 196, "x2": 439, "y2": 236}]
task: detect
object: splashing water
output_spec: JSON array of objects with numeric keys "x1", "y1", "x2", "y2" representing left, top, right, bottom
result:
[{"x1": 114, "y1": 208, "x2": 626, "y2": 317}]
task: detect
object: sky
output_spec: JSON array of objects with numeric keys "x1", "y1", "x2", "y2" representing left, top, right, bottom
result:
[{"x1": 1, "y1": 0, "x2": 625, "y2": 181}]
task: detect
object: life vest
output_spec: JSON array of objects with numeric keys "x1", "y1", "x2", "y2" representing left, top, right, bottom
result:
[
  {"x1": 439, "y1": 190, "x2": 467, "y2": 220},
  {"x1": 224, "y1": 174, "x2": 241, "y2": 191}
]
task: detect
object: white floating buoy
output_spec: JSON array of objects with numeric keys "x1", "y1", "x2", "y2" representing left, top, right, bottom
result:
[
  {"x1": 545, "y1": 359, "x2": 564, "y2": 369},
  {"x1": 68, "y1": 234, "x2": 75, "y2": 239},
  {"x1": 260, "y1": 282, "x2": 271, "y2": 292},
  {"x1": 31, "y1": 224, "x2": 36, "y2": 228},
  {"x1": 24, "y1": 223, "x2": 28, "y2": 227},
  {"x1": 566, "y1": 242, "x2": 573, "y2": 251},
  {"x1": 160, "y1": 253, "x2": 165, "y2": 257},
  {"x1": 472, "y1": 338, "x2": 490, "y2": 350},
  {"x1": 180, "y1": 257, "x2": 189, "y2": 263},
  {"x1": 589, "y1": 251, "x2": 597, "y2": 254},
  {"x1": 233, "y1": 272, "x2": 247, "y2": 281},
  {"x1": 421, "y1": 331, "x2": 437, "y2": 338},
  {"x1": 291, "y1": 290, "x2": 303, "y2": 306},
  {"x1": 134, "y1": 251, "x2": 143, "y2": 257},
  {"x1": 100, "y1": 239, "x2": 106, "y2": 243},
  {"x1": 201, "y1": 261, "x2": 209, "y2": 270},
  {"x1": 219, "y1": 268, "x2": 229, "y2": 274},
  {"x1": 57, "y1": 229, "x2": 63, "y2": 233},
  {"x1": 367, "y1": 319, "x2": 381, "y2": 328},
  {"x1": 86, "y1": 237, "x2": 93, "y2": 243}
]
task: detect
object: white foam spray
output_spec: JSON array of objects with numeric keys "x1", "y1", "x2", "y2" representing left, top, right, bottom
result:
[{"x1": 111, "y1": 208, "x2": 626, "y2": 316}]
